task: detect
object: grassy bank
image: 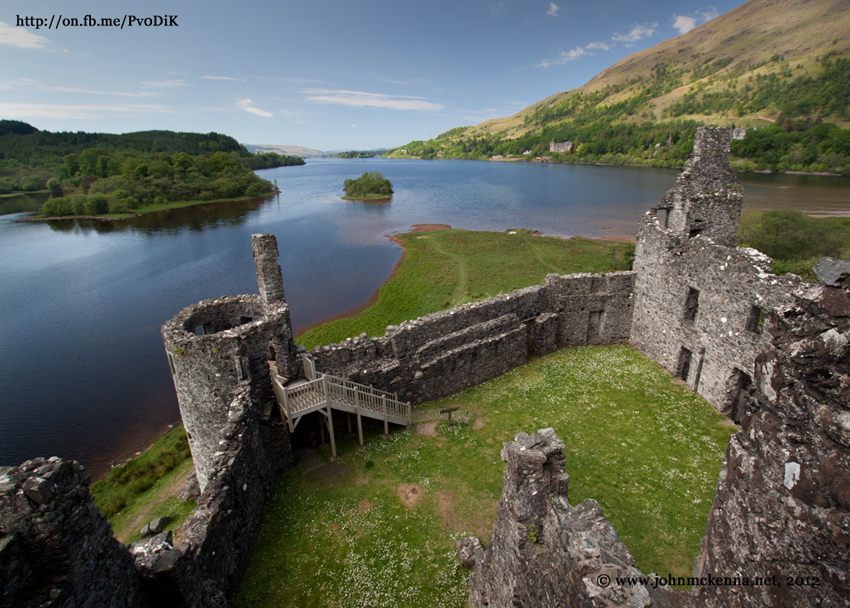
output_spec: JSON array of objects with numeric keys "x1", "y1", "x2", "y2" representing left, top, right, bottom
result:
[
  {"x1": 237, "y1": 345, "x2": 735, "y2": 607},
  {"x1": 341, "y1": 194, "x2": 392, "y2": 201},
  {"x1": 28, "y1": 192, "x2": 276, "y2": 222},
  {"x1": 90, "y1": 425, "x2": 195, "y2": 544},
  {"x1": 296, "y1": 229, "x2": 634, "y2": 350},
  {"x1": 738, "y1": 209, "x2": 850, "y2": 282}
]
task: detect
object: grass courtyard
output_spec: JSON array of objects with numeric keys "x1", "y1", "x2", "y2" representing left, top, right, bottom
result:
[{"x1": 236, "y1": 344, "x2": 736, "y2": 607}]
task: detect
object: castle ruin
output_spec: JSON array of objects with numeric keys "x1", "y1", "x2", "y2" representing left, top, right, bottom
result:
[{"x1": 1, "y1": 127, "x2": 848, "y2": 607}]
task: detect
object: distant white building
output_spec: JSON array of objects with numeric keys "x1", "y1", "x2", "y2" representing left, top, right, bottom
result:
[{"x1": 732, "y1": 128, "x2": 748, "y2": 140}]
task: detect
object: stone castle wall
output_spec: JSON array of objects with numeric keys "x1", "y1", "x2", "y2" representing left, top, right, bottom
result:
[
  {"x1": 630, "y1": 211, "x2": 801, "y2": 416},
  {"x1": 0, "y1": 458, "x2": 146, "y2": 608},
  {"x1": 694, "y1": 282, "x2": 850, "y2": 608},
  {"x1": 460, "y1": 429, "x2": 691, "y2": 608},
  {"x1": 461, "y1": 127, "x2": 850, "y2": 607},
  {"x1": 310, "y1": 271, "x2": 636, "y2": 403}
]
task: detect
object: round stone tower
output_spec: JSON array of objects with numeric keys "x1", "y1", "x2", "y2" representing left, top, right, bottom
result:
[{"x1": 161, "y1": 234, "x2": 298, "y2": 491}]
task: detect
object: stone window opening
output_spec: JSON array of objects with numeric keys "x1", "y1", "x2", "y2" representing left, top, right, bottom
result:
[
  {"x1": 725, "y1": 369, "x2": 754, "y2": 423},
  {"x1": 166, "y1": 352, "x2": 177, "y2": 376},
  {"x1": 239, "y1": 316, "x2": 255, "y2": 325},
  {"x1": 692, "y1": 348, "x2": 706, "y2": 391},
  {"x1": 193, "y1": 322, "x2": 214, "y2": 336},
  {"x1": 235, "y1": 356, "x2": 251, "y2": 383},
  {"x1": 656, "y1": 208, "x2": 670, "y2": 228},
  {"x1": 689, "y1": 227, "x2": 703, "y2": 239},
  {"x1": 677, "y1": 347, "x2": 693, "y2": 381},
  {"x1": 746, "y1": 305, "x2": 765, "y2": 334},
  {"x1": 683, "y1": 287, "x2": 700, "y2": 324}
]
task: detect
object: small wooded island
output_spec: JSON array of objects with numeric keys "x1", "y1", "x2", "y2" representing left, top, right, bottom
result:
[{"x1": 342, "y1": 171, "x2": 393, "y2": 201}]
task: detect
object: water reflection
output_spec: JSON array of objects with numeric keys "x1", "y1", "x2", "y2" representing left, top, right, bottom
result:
[
  {"x1": 738, "y1": 172, "x2": 850, "y2": 216},
  {"x1": 0, "y1": 192, "x2": 50, "y2": 215},
  {"x1": 40, "y1": 196, "x2": 273, "y2": 235}
]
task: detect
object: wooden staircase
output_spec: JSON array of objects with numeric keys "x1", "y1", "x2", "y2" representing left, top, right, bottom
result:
[{"x1": 270, "y1": 357, "x2": 411, "y2": 458}]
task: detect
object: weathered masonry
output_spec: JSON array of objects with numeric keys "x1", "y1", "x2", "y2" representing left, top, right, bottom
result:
[
  {"x1": 461, "y1": 128, "x2": 850, "y2": 607},
  {"x1": 1, "y1": 127, "x2": 848, "y2": 608}
]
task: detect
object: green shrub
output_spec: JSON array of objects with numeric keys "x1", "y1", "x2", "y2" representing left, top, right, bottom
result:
[{"x1": 85, "y1": 193, "x2": 109, "y2": 215}]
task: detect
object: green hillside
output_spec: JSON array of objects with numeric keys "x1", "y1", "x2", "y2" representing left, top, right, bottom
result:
[{"x1": 388, "y1": 0, "x2": 850, "y2": 174}]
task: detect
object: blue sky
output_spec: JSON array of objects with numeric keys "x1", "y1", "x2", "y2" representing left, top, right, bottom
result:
[{"x1": 1, "y1": 0, "x2": 747, "y2": 150}]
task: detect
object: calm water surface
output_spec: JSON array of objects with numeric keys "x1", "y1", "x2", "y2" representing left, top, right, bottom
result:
[{"x1": 1, "y1": 159, "x2": 848, "y2": 476}]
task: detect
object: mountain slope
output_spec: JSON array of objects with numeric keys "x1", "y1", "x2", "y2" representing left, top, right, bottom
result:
[{"x1": 464, "y1": 0, "x2": 850, "y2": 139}]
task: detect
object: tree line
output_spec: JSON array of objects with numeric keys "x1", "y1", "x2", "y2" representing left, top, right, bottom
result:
[{"x1": 0, "y1": 122, "x2": 305, "y2": 215}]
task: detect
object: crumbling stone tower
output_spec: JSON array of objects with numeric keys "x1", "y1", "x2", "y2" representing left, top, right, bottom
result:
[
  {"x1": 161, "y1": 234, "x2": 297, "y2": 491},
  {"x1": 655, "y1": 126, "x2": 743, "y2": 246}
]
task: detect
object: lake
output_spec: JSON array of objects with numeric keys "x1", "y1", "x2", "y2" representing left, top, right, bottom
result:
[{"x1": 1, "y1": 159, "x2": 848, "y2": 477}]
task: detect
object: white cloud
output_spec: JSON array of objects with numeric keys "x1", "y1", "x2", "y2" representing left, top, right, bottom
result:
[
  {"x1": 0, "y1": 79, "x2": 160, "y2": 97},
  {"x1": 202, "y1": 76, "x2": 243, "y2": 81},
  {"x1": 352, "y1": 124, "x2": 356, "y2": 128},
  {"x1": 50, "y1": 86, "x2": 161, "y2": 98},
  {"x1": 699, "y1": 8, "x2": 719, "y2": 21},
  {"x1": 302, "y1": 89, "x2": 445, "y2": 111},
  {"x1": 378, "y1": 77, "x2": 422, "y2": 86},
  {"x1": 672, "y1": 8, "x2": 719, "y2": 35},
  {"x1": 538, "y1": 41, "x2": 609, "y2": 67},
  {"x1": 141, "y1": 79, "x2": 188, "y2": 87},
  {"x1": 612, "y1": 23, "x2": 658, "y2": 45},
  {"x1": 236, "y1": 98, "x2": 273, "y2": 117},
  {"x1": 672, "y1": 15, "x2": 697, "y2": 34},
  {"x1": 0, "y1": 21, "x2": 48, "y2": 49},
  {"x1": 0, "y1": 102, "x2": 175, "y2": 120},
  {"x1": 547, "y1": 3, "x2": 559, "y2": 16}
]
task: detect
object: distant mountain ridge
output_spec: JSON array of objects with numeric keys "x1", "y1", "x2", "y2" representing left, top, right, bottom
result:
[{"x1": 245, "y1": 144, "x2": 324, "y2": 158}]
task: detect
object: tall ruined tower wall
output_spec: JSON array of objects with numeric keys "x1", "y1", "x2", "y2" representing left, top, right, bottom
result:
[
  {"x1": 631, "y1": 127, "x2": 797, "y2": 416},
  {"x1": 658, "y1": 126, "x2": 743, "y2": 246}
]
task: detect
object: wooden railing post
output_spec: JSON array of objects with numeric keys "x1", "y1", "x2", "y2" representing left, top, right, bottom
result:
[
  {"x1": 327, "y1": 404, "x2": 337, "y2": 459},
  {"x1": 382, "y1": 394, "x2": 388, "y2": 436},
  {"x1": 407, "y1": 402, "x2": 411, "y2": 425},
  {"x1": 355, "y1": 387, "x2": 363, "y2": 446}
]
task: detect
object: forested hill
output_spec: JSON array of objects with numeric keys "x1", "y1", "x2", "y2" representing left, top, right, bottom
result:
[
  {"x1": 0, "y1": 120, "x2": 255, "y2": 161},
  {"x1": 0, "y1": 121, "x2": 304, "y2": 201},
  {"x1": 387, "y1": 0, "x2": 850, "y2": 174}
]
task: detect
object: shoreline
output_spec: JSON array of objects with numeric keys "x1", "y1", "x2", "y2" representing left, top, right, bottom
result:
[
  {"x1": 385, "y1": 155, "x2": 847, "y2": 178},
  {"x1": 293, "y1": 223, "x2": 451, "y2": 339},
  {"x1": 294, "y1": 223, "x2": 632, "y2": 337},
  {"x1": 341, "y1": 195, "x2": 392, "y2": 202},
  {"x1": 15, "y1": 191, "x2": 279, "y2": 223}
]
